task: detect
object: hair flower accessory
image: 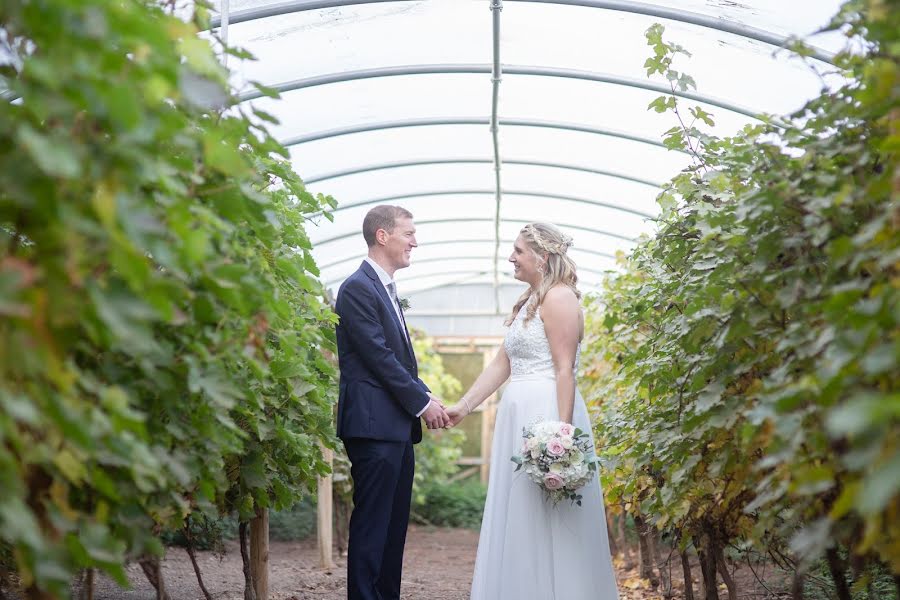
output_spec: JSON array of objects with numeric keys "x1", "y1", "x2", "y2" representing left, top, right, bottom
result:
[{"x1": 522, "y1": 223, "x2": 573, "y2": 255}]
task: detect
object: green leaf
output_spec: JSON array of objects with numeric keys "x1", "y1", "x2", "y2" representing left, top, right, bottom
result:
[{"x1": 17, "y1": 126, "x2": 81, "y2": 178}]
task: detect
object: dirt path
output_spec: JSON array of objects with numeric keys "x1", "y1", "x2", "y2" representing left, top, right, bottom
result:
[
  {"x1": 91, "y1": 525, "x2": 706, "y2": 600},
  {"x1": 94, "y1": 526, "x2": 479, "y2": 600}
]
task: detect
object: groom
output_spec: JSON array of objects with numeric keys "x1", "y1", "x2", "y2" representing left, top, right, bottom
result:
[{"x1": 335, "y1": 205, "x2": 450, "y2": 600}]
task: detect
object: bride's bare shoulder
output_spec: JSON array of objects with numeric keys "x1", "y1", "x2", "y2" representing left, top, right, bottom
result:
[
  {"x1": 543, "y1": 285, "x2": 578, "y2": 304},
  {"x1": 541, "y1": 286, "x2": 580, "y2": 317}
]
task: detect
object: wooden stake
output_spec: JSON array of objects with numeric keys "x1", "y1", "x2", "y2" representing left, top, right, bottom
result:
[
  {"x1": 318, "y1": 446, "x2": 335, "y2": 569},
  {"x1": 480, "y1": 347, "x2": 497, "y2": 484},
  {"x1": 249, "y1": 509, "x2": 268, "y2": 600}
]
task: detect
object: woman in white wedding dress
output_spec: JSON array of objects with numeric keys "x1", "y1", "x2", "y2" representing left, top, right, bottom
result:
[{"x1": 446, "y1": 223, "x2": 619, "y2": 600}]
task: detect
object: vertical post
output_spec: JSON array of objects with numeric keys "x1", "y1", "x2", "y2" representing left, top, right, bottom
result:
[
  {"x1": 318, "y1": 446, "x2": 334, "y2": 569},
  {"x1": 480, "y1": 346, "x2": 498, "y2": 483},
  {"x1": 250, "y1": 508, "x2": 269, "y2": 600},
  {"x1": 220, "y1": 0, "x2": 230, "y2": 67}
]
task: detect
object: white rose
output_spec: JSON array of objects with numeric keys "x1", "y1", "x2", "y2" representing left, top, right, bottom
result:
[
  {"x1": 549, "y1": 463, "x2": 565, "y2": 474},
  {"x1": 560, "y1": 436, "x2": 574, "y2": 449}
]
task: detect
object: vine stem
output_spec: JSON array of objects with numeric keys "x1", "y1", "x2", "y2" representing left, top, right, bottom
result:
[{"x1": 668, "y1": 81, "x2": 709, "y2": 173}]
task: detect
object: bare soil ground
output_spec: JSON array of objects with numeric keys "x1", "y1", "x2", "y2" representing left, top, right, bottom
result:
[{"x1": 79, "y1": 526, "x2": 777, "y2": 600}]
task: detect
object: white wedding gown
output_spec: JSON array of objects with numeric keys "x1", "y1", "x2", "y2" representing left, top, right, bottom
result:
[{"x1": 470, "y1": 304, "x2": 620, "y2": 600}]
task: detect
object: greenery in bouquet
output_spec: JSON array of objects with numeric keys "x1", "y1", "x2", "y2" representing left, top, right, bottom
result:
[{"x1": 512, "y1": 420, "x2": 600, "y2": 506}]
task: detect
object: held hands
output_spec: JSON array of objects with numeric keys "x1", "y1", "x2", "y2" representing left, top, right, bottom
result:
[
  {"x1": 445, "y1": 404, "x2": 467, "y2": 428},
  {"x1": 444, "y1": 396, "x2": 473, "y2": 428},
  {"x1": 422, "y1": 394, "x2": 450, "y2": 429},
  {"x1": 421, "y1": 394, "x2": 471, "y2": 429}
]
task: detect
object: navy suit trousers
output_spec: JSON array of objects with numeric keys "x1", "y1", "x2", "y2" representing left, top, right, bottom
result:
[{"x1": 344, "y1": 438, "x2": 415, "y2": 600}]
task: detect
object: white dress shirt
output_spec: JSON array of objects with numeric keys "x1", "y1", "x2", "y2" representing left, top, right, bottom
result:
[{"x1": 364, "y1": 257, "x2": 431, "y2": 418}]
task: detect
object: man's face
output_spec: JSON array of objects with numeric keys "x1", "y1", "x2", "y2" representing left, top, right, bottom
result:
[{"x1": 380, "y1": 216, "x2": 417, "y2": 271}]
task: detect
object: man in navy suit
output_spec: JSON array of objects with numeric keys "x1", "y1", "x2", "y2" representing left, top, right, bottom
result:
[{"x1": 335, "y1": 205, "x2": 450, "y2": 600}]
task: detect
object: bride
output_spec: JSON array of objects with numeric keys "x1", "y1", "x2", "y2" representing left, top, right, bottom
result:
[{"x1": 447, "y1": 223, "x2": 619, "y2": 600}]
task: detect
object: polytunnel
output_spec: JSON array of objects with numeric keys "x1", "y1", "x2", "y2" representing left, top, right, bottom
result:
[{"x1": 209, "y1": 0, "x2": 845, "y2": 337}]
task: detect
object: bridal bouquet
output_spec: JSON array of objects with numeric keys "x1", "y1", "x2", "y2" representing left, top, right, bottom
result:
[{"x1": 511, "y1": 420, "x2": 600, "y2": 506}]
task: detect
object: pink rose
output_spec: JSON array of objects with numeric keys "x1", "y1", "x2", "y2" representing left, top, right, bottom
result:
[
  {"x1": 544, "y1": 473, "x2": 565, "y2": 490},
  {"x1": 546, "y1": 439, "x2": 566, "y2": 457},
  {"x1": 558, "y1": 423, "x2": 575, "y2": 436}
]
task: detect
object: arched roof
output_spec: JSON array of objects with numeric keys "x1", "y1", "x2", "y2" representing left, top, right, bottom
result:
[{"x1": 209, "y1": 0, "x2": 844, "y2": 336}]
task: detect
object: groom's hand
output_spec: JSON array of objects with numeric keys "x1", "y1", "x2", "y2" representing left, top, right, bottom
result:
[{"x1": 422, "y1": 401, "x2": 450, "y2": 429}]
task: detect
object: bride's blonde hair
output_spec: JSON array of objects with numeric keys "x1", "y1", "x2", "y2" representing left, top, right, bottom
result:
[{"x1": 505, "y1": 222, "x2": 581, "y2": 326}]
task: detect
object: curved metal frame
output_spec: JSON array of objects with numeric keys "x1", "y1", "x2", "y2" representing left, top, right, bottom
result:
[
  {"x1": 238, "y1": 63, "x2": 760, "y2": 119},
  {"x1": 204, "y1": 0, "x2": 833, "y2": 324},
  {"x1": 313, "y1": 189, "x2": 655, "y2": 219},
  {"x1": 311, "y1": 216, "x2": 639, "y2": 246},
  {"x1": 400, "y1": 272, "x2": 602, "y2": 300},
  {"x1": 209, "y1": 0, "x2": 834, "y2": 64},
  {"x1": 322, "y1": 250, "x2": 616, "y2": 283},
  {"x1": 401, "y1": 270, "x2": 515, "y2": 297},
  {"x1": 327, "y1": 268, "x2": 503, "y2": 289},
  {"x1": 324, "y1": 256, "x2": 508, "y2": 286},
  {"x1": 325, "y1": 260, "x2": 611, "y2": 287},
  {"x1": 281, "y1": 116, "x2": 679, "y2": 152},
  {"x1": 305, "y1": 158, "x2": 662, "y2": 188},
  {"x1": 318, "y1": 237, "x2": 617, "y2": 270}
]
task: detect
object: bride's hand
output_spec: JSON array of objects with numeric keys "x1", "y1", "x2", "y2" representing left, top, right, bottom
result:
[{"x1": 445, "y1": 404, "x2": 467, "y2": 428}]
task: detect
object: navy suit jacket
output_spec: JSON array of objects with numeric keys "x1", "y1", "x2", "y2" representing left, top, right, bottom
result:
[{"x1": 335, "y1": 261, "x2": 430, "y2": 444}]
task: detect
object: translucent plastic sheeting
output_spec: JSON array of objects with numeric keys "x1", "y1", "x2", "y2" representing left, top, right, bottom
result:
[
  {"x1": 402, "y1": 282, "x2": 538, "y2": 337},
  {"x1": 209, "y1": 0, "x2": 848, "y2": 331}
]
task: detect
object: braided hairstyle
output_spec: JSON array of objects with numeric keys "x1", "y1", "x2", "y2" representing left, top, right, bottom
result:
[{"x1": 505, "y1": 222, "x2": 581, "y2": 326}]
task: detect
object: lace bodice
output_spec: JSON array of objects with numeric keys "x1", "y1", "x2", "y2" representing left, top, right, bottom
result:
[{"x1": 504, "y1": 303, "x2": 580, "y2": 379}]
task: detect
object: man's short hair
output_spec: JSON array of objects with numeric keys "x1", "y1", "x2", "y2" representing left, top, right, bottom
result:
[{"x1": 362, "y1": 205, "x2": 413, "y2": 247}]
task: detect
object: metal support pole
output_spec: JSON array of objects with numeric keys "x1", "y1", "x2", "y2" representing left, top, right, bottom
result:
[{"x1": 490, "y1": 0, "x2": 504, "y2": 315}]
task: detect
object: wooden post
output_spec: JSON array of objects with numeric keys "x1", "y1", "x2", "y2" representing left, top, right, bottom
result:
[
  {"x1": 250, "y1": 508, "x2": 269, "y2": 600},
  {"x1": 318, "y1": 446, "x2": 334, "y2": 569},
  {"x1": 480, "y1": 346, "x2": 498, "y2": 484}
]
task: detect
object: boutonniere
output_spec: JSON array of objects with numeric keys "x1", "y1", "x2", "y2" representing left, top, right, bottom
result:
[{"x1": 398, "y1": 297, "x2": 411, "y2": 311}]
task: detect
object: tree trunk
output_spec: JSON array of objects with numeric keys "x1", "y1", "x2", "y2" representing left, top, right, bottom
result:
[
  {"x1": 617, "y1": 504, "x2": 628, "y2": 554},
  {"x1": 606, "y1": 511, "x2": 619, "y2": 557},
  {"x1": 714, "y1": 545, "x2": 738, "y2": 600},
  {"x1": 83, "y1": 568, "x2": 94, "y2": 600},
  {"x1": 138, "y1": 557, "x2": 169, "y2": 600},
  {"x1": 792, "y1": 570, "x2": 805, "y2": 600},
  {"x1": 694, "y1": 534, "x2": 719, "y2": 600},
  {"x1": 633, "y1": 514, "x2": 659, "y2": 587},
  {"x1": 681, "y1": 550, "x2": 696, "y2": 600},
  {"x1": 24, "y1": 586, "x2": 55, "y2": 600},
  {"x1": 154, "y1": 558, "x2": 166, "y2": 600},
  {"x1": 184, "y1": 523, "x2": 214, "y2": 600},
  {"x1": 240, "y1": 521, "x2": 258, "y2": 600},
  {"x1": 650, "y1": 530, "x2": 672, "y2": 598},
  {"x1": 333, "y1": 495, "x2": 351, "y2": 555},
  {"x1": 825, "y1": 547, "x2": 852, "y2": 600}
]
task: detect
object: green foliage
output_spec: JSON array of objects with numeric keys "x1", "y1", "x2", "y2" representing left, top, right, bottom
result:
[
  {"x1": 331, "y1": 330, "x2": 466, "y2": 507},
  {"x1": 162, "y1": 497, "x2": 317, "y2": 550},
  {"x1": 583, "y1": 0, "x2": 899, "y2": 588},
  {"x1": 0, "y1": 0, "x2": 337, "y2": 595},
  {"x1": 804, "y1": 554, "x2": 899, "y2": 600},
  {"x1": 411, "y1": 481, "x2": 488, "y2": 530},
  {"x1": 410, "y1": 331, "x2": 465, "y2": 504}
]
